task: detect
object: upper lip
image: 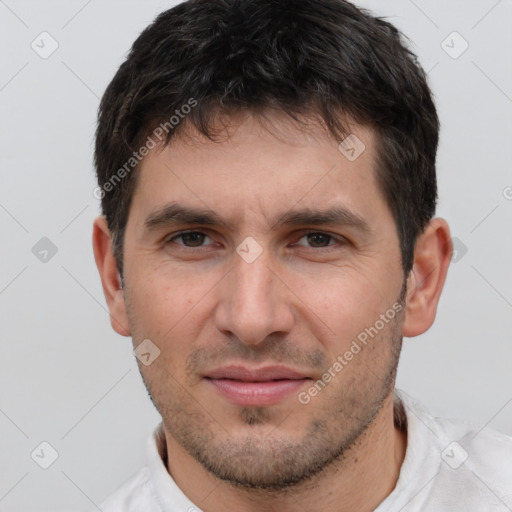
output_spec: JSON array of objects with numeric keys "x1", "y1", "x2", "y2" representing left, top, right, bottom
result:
[{"x1": 204, "y1": 365, "x2": 310, "y2": 382}]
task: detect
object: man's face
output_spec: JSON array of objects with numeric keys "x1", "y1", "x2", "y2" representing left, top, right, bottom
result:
[{"x1": 121, "y1": 113, "x2": 406, "y2": 489}]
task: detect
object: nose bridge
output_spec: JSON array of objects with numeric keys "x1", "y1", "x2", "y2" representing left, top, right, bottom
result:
[
  {"x1": 214, "y1": 248, "x2": 293, "y2": 345},
  {"x1": 234, "y1": 251, "x2": 274, "y2": 305}
]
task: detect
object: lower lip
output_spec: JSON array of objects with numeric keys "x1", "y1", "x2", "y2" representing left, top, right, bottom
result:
[{"x1": 206, "y1": 378, "x2": 310, "y2": 406}]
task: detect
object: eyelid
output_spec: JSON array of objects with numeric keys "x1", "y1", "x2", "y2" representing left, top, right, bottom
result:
[
  {"x1": 291, "y1": 230, "x2": 348, "y2": 248},
  {"x1": 165, "y1": 229, "x2": 348, "y2": 250},
  {"x1": 166, "y1": 229, "x2": 214, "y2": 245}
]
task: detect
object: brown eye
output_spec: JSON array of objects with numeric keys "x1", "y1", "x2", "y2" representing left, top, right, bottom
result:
[
  {"x1": 305, "y1": 233, "x2": 333, "y2": 248},
  {"x1": 168, "y1": 231, "x2": 211, "y2": 248},
  {"x1": 294, "y1": 232, "x2": 337, "y2": 248},
  {"x1": 291, "y1": 231, "x2": 348, "y2": 253}
]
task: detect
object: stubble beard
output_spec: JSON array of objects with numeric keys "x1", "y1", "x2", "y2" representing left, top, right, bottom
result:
[{"x1": 132, "y1": 290, "x2": 406, "y2": 492}]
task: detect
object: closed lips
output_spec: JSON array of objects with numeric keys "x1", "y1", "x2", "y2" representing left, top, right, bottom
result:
[{"x1": 204, "y1": 365, "x2": 311, "y2": 382}]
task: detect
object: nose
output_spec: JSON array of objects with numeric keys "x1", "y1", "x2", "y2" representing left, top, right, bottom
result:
[{"x1": 213, "y1": 250, "x2": 294, "y2": 347}]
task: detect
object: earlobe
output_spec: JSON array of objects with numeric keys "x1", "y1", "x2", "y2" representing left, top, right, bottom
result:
[
  {"x1": 92, "y1": 216, "x2": 131, "y2": 337},
  {"x1": 402, "y1": 218, "x2": 452, "y2": 338}
]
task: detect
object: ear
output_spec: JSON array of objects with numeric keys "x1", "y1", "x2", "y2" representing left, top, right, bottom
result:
[
  {"x1": 92, "y1": 216, "x2": 131, "y2": 337},
  {"x1": 402, "y1": 218, "x2": 452, "y2": 337}
]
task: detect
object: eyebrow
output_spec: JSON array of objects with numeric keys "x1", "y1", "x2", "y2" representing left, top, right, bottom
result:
[{"x1": 144, "y1": 202, "x2": 371, "y2": 234}]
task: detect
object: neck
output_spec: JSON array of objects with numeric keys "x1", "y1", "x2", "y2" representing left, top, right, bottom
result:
[{"x1": 164, "y1": 392, "x2": 407, "y2": 512}]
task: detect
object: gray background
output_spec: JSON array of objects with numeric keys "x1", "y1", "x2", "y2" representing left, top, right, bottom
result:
[{"x1": 0, "y1": 0, "x2": 511, "y2": 510}]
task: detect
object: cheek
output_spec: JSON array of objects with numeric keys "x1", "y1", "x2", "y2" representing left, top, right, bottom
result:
[
  {"x1": 130, "y1": 262, "x2": 203, "y2": 319},
  {"x1": 126, "y1": 269, "x2": 215, "y2": 364},
  {"x1": 297, "y1": 266, "x2": 395, "y2": 353}
]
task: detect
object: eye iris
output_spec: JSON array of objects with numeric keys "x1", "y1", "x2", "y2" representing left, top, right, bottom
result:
[
  {"x1": 182, "y1": 232, "x2": 204, "y2": 247},
  {"x1": 308, "y1": 233, "x2": 330, "y2": 247}
]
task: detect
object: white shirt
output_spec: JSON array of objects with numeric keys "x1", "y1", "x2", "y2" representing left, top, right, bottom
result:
[{"x1": 98, "y1": 389, "x2": 512, "y2": 511}]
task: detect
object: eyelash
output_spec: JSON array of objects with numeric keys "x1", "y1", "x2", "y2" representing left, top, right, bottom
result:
[{"x1": 165, "y1": 230, "x2": 347, "y2": 252}]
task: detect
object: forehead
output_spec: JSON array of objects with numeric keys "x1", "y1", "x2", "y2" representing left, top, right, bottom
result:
[{"x1": 128, "y1": 111, "x2": 389, "y2": 232}]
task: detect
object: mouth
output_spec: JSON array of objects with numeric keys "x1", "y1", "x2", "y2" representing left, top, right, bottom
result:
[{"x1": 203, "y1": 365, "x2": 312, "y2": 407}]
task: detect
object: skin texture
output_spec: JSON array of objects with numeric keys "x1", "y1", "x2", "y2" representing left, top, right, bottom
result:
[{"x1": 93, "y1": 111, "x2": 452, "y2": 512}]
